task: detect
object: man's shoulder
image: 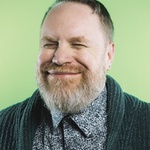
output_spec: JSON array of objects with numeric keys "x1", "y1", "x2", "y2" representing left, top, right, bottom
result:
[
  {"x1": 123, "y1": 92, "x2": 150, "y2": 112},
  {"x1": 106, "y1": 75, "x2": 150, "y2": 113},
  {"x1": 0, "y1": 90, "x2": 41, "y2": 124},
  {"x1": 0, "y1": 98, "x2": 30, "y2": 123}
]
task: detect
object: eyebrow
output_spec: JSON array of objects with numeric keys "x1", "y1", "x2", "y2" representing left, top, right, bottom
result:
[
  {"x1": 41, "y1": 36, "x2": 58, "y2": 43},
  {"x1": 68, "y1": 36, "x2": 88, "y2": 43},
  {"x1": 41, "y1": 36, "x2": 89, "y2": 43}
]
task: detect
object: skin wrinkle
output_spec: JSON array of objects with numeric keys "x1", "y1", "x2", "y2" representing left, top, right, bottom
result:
[{"x1": 40, "y1": 35, "x2": 107, "y2": 71}]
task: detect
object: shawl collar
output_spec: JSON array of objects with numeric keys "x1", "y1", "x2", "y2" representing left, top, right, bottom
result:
[
  {"x1": 106, "y1": 75, "x2": 125, "y2": 150},
  {"x1": 17, "y1": 90, "x2": 43, "y2": 150}
]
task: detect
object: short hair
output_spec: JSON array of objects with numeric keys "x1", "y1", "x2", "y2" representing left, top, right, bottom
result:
[{"x1": 41, "y1": 0, "x2": 114, "y2": 42}]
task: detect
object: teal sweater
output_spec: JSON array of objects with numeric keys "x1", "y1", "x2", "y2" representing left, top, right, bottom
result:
[{"x1": 0, "y1": 76, "x2": 150, "y2": 150}]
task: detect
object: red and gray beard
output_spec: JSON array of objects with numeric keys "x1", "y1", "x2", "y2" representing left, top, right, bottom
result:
[{"x1": 36, "y1": 62, "x2": 106, "y2": 114}]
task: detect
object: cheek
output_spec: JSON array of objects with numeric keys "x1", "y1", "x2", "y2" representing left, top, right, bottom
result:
[
  {"x1": 75, "y1": 51, "x2": 103, "y2": 73},
  {"x1": 37, "y1": 50, "x2": 54, "y2": 66}
]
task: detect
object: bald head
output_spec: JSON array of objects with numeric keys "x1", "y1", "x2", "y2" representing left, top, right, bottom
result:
[{"x1": 41, "y1": 0, "x2": 114, "y2": 42}]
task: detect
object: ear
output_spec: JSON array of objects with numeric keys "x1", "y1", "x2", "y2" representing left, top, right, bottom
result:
[{"x1": 105, "y1": 42, "x2": 114, "y2": 71}]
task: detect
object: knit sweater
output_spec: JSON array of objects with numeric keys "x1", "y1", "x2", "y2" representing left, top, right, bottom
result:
[{"x1": 0, "y1": 75, "x2": 150, "y2": 150}]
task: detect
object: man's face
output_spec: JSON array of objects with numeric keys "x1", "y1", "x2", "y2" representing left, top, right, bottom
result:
[{"x1": 37, "y1": 2, "x2": 114, "y2": 113}]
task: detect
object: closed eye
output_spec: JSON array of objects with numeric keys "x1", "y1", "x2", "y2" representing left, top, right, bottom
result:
[
  {"x1": 71, "y1": 43, "x2": 87, "y2": 48},
  {"x1": 43, "y1": 43, "x2": 58, "y2": 49}
]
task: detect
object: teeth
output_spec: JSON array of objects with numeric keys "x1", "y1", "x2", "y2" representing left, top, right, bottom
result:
[
  {"x1": 47, "y1": 70, "x2": 54, "y2": 74},
  {"x1": 47, "y1": 70, "x2": 79, "y2": 74}
]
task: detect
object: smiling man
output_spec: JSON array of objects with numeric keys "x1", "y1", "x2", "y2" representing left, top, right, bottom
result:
[
  {"x1": 37, "y1": 1, "x2": 114, "y2": 114},
  {"x1": 1, "y1": 0, "x2": 150, "y2": 150}
]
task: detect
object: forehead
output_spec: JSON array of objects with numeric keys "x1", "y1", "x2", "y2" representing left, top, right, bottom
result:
[
  {"x1": 41, "y1": 2, "x2": 105, "y2": 43},
  {"x1": 42, "y1": 2, "x2": 101, "y2": 29},
  {"x1": 49, "y1": 2, "x2": 94, "y2": 18}
]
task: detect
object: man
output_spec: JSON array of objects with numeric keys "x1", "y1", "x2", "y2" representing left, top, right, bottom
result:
[{"x1": 0, "y1": 0, "x2": 150, "y2": 149}]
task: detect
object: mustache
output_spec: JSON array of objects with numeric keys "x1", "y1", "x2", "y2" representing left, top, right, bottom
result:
[{"x1": 41, "y1": 62, "x2": 86, "y2": 73}]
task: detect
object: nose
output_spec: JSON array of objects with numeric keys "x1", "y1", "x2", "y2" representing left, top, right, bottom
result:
[{"x1": 52, "y1": 45, "x2": 74, "y2": 65}]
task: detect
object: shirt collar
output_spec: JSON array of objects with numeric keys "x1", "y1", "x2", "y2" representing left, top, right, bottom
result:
[
  {"x1": 50, "y1": 87, "x2": 107, "y2": 136},
  {"x1": 51, "y1": 108, "x2": 64, "y2": 129},
  {"x1": 71, "y1": 87, "x2": 107, "y2": 137}
]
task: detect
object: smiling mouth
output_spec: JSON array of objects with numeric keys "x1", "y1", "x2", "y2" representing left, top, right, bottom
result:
[{"x1": 47, "y1": 70, "x2": 81, "y2": 78}]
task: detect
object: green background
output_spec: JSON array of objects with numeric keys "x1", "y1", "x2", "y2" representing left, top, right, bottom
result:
[{"x1": 0, "y1": 0, "x2": 150, "y2": 110}]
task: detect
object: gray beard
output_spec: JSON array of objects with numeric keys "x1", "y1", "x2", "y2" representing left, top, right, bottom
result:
[{"x1": 36, "y1": 65, "x2": 106, "y2": 114}]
